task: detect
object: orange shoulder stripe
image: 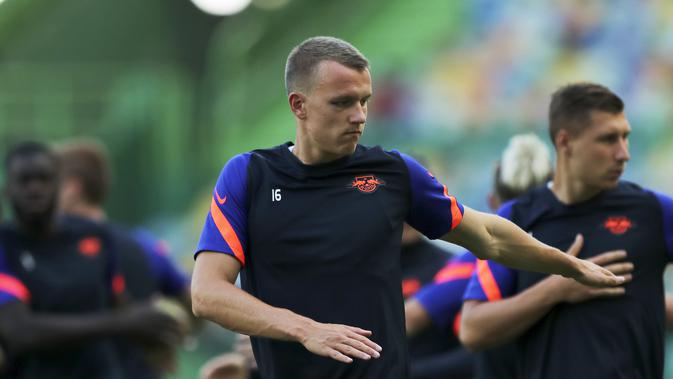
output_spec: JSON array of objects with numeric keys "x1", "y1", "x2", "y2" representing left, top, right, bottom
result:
[
  {"x1": 0, "y1": 273, "x2": 30, "y2": 302},
  {"x1": 434, "y1": 263, "x2": 475, "y2": 283},
  {"x1": 210, "y1": 198, "x2": 246, "y2": 266},
  {"x1": 449, "y1": 196, "x2": 463, "y2": 229},
  {"x1": 476, "y1": 260, "x2": 502, "y2": 301}
]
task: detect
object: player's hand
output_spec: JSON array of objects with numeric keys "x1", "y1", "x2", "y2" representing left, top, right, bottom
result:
[
  {"x1": 199, "y1": 353, "x2": 248, "y2": 379},
  {"x1": 564, "y1": 234, "x2": 627, "y2": 288},
  {"x1": 116, "y1": 302, "x2": 185, "y2": 347},
  {"x1": 299, "y1": 322, "x2": 382, "y2": 363},
  {"x1": 553, "y1": 234, "x2": 632, "y2": 301}
]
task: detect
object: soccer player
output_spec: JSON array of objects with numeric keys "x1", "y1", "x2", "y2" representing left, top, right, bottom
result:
[
  {"x1": 460, "y1": 82, "x2": 672, "y2": 378},
  {"x1": 0, "y1": 142, "x2": 181, "y2": 379},
  {"x1": 404, "y1": 133, "x2": 554, "y2": 379},
  {"x1": 57, "y1": 139, "x2": 192, "y2": 378},
  {"x1": 191, "y1": 37, "x2": 623, "y2": 379}
]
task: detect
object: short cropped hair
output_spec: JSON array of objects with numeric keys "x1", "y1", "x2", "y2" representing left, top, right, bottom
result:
[
  {"x1": 57, "y1": 140, "x2": 110, "y2": 206},
  {"x1": 548, "y1": 83, "x2": 624, "y2": 144},
  {"x1": 5, "y1": 141, "x2": 58, "y2": 172},
  {"x1": 284, "y1": 36, "x2": 369, "y2": 95}
]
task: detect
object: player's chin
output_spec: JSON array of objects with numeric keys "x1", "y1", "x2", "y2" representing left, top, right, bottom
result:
[
  {"x1": 602, "y1": 177, "x2": 621, "y2": 189},
  {"x1": 338, "y1": 138, "x2": 359, "y2": 153}
]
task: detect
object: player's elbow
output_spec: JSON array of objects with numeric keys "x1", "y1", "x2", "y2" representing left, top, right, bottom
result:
[
  {"x1": 458, "y1": 303, "x2": 490, "y2": 352},
  {"x1": 190, "y1": 282, "x2": 210, "y2": 319},
  {"x1": 458, "y1": 324, "x2": 487, "y2": 352}
]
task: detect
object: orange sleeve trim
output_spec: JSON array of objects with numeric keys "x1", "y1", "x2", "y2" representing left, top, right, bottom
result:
[
  {"x1": 434, "y1": 263, "x2": 475, "y2": 283},
  {"x1": 0, "y1": 273, "x2": 30, "y2": 302},
  {"x1": 210, "y1": 198, "x2": 246, "y2": 266},
  {"x1": 449, "y1": 196, "x2": 463, "y2": 229},
  {"x1": 453, "y1": 311, "x2": 462, "y2": 337},
  {"x1": 476, "y1": 260, "x2": 502, "y2": 301}
]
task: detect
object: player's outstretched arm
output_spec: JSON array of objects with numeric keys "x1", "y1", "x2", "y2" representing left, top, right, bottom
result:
[
  {"x1": 459, "y1": 235, "x2": 633, "y2": 351},
  {"x1": 441, "y1": 207, "x2": 624, "y2": 287},
  {"x1": 191, "y1": 252, "x2": 382, "y2": 363}
]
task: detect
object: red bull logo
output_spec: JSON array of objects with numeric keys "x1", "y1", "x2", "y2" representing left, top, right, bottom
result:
[
  {"x1": 603, "y1": 216, "x2": 633, "y2": 235},
  {"x1": 350, "y1": 175, "x2": 385, "y2": 193}
]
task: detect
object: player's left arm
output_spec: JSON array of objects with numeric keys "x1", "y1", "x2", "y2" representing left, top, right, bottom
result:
[
  {"x1": 441, "y1": 207, "x2": 622, "y2": 287},
  {"x1": 396, "y1": 151, "x2": 621, "y2": 288}
]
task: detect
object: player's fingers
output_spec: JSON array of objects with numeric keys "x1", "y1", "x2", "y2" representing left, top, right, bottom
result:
[
  {"x1": 336, "y1": 343, "x2": 373, "y2": 360},
  {"x1": 566, "y1": 234, "x2": 584, "y2": 257},
  {"x1": 325, "y1": 348, "x2": 353, "y2": 364},
  {"x1": 341, "y1": 335, "x2": 381, "y2": 358},
  {"x1": 603, "y1": 262, "x2": 634, "y2": 276},
  {"x1": 344, "y1": 325, "x2": 372, "y2": 336},
  {"x1": 589, "y1": 250, "x2": 627, "y2": 265},
  {"x1": 591, "y1": 287, "x2": 626, "y2": 298},
  {"x1": 592, "y1": 265, "x2": 625, "y2": 287},
  {"x1": 345, "y1": 330, "x2": 383, "y2": 352}
]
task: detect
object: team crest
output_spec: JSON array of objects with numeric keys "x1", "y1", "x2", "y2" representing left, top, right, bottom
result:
[
  {"x1": 78, "y1": 236, "x2": 102, "y2": 257},
  {"x1": 603, "y1": 216, "x2": 634, "y2": 235},
  {"x1": 350, "y1": 175, "x2": 385, "y2": 193}
]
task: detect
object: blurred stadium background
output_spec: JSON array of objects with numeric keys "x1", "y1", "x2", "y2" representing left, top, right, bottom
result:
[{"x1": 1, "y1": 0, "x2": 672, "y2": 377}]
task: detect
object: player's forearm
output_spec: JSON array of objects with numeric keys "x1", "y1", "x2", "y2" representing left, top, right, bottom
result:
[
  {"x1": 460, "y1": 278, "x2": 561, "y2": 351},
  {"x1": 191, "y1": 278, "x2": 313, "y2": 343},
  {"x1": 0, "y1": 303, "x2": 123, "y2": 356},
  {"x1": 463, "y1": 211, "x2": 579, "y2": 277}
]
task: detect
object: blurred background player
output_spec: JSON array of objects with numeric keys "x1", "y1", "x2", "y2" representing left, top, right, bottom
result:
[
  {"x1": 57, "y1": 139, "x2": 193, "y2": 378},
  {"x1": 460, "y1": 82, "x2": 671, "y2": 379},
  {"x1": 400, "y1": 222, "x2": 456, "y2": 379},
  {"x1": 0, "y1": 141, "x2": 181, "y2": 379},
  {"x1": 404, "y1": 133, "x2": 552, "y2": 379}
]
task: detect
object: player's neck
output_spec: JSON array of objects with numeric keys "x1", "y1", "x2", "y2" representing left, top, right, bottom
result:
[
  {"x1": 15, "y1": 212, "x2": 56, "y2": 238},
  {"x1": 291, "y1": 140, "x2": 349, "y2": 166},
  {"x1": 550, "y1": 169, "x2": 602, "y2": 205},
  {"x1": 64, "y1": 203, "x2": 107, "y2": 222}
]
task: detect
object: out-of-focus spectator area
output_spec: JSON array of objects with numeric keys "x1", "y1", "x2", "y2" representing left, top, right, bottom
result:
[{"x1": 1, "y1": 0, "x2": 673, "y2": 377}]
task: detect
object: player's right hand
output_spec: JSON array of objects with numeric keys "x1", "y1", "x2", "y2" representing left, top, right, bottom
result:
[
  {"x1": 299, "y1": 322, "x2": 382, "y2": 363},
  {"x1": 552, "y1": 234, "x2": 633, "y2": 303}
]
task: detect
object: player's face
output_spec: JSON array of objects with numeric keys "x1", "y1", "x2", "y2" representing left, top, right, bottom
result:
[
  {"x1": 301, "y1": 61, "x2": 371, "y2": 159},
  {"x1": 6, "y1": 153, "x2": 60, "y2": 220},
  {"x1": 567, "y1": 111, "x2": 631, "y2": 190}
]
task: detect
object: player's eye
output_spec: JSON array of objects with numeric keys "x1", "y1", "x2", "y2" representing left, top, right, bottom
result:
[{"x1": 331, "y1": 99, "x2": 352, "y2": 107}]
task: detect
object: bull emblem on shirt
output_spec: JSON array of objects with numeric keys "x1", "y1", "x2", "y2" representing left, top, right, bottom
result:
[
  {"x1": 350, "y1": 175, "x2": 385, "y2": 193},
  {"x1": 603, "y1": 216, "x2": 633, "y2": 235}
]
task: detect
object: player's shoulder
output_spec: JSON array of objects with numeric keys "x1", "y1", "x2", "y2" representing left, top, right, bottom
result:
[
  {"x1": 607, "y1": 181, "x2": 667, "y2": 206},
  {"x1": 496, "y1": 185, "x2": 549, "y2": 217},
  {"x1": 250, "y1": 143, "x2": 288, "y2": 160}
]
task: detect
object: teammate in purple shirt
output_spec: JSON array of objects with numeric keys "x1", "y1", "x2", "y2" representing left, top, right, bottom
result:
[
  {"x1": 57, "y1": 140, "x2": 190, "y2": 378},
  {"x1": 405, "y1": 133, "x2": 553, "y2": 379},
  {"x1": 461, "y1": 83, "x2": 672, "y2": 378}
]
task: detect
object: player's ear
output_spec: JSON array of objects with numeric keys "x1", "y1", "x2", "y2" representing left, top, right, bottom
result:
[
  {"x1": 288, "y1": 93, "x2": 307, "y2": 120},
  {"x1": 555, "y1": 129, "x2": 571, "y2": 155}
]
